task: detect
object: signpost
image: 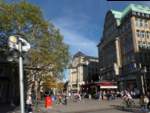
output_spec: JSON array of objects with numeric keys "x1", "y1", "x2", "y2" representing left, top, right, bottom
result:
[{"x1": 8, "y1": 35, "x2": 30, "y2": 113}]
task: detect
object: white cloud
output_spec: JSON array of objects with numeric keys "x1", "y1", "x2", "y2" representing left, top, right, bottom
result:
[
  {"x1": 62, "y1": 29, "x2": 97, "y2": 56},
  {"x1": 52, "y1": 17, "x2": 98, "y2": 57}
]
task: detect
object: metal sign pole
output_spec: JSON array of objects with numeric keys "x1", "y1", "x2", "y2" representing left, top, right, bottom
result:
[
  {"x1": 19, "y1": 40, "x2": 25, "y2": 113},
  {"x1": 8, "y1": 35, "x2": 30, "y2": 113}
]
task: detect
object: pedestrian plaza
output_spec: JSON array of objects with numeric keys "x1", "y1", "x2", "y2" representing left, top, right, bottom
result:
[{"x1": 4, "y1": 98, "x2": 146, "y2": 113}]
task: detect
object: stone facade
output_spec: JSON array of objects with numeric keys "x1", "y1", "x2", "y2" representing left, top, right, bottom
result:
[
  {"x1": 68, "y1": 52, "x2": 99, "y2": 92},
  {"x1": 98, "y1": 4, "x2": 150, "y2": 92}
]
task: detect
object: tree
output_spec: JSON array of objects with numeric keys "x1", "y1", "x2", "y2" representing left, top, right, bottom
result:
[{"x1": 0, "y1": 1, "x2": 70, "y2": 99}]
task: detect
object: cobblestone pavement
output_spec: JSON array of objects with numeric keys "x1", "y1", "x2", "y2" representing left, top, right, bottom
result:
[
  {"x1": 1, "y1": 98, "x2": 145, "y2": 113},
  {"x1": 37, "y1": 99, "x2": 140, "y2": 113}
]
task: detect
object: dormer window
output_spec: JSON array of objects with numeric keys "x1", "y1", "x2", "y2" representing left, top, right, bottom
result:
[{"x1": 137, "y1": 12, "x2": 141, "y2": 16}]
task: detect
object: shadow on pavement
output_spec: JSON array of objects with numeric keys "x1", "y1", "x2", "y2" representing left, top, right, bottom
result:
[
  {"x1": 55, "y1": 108, "x2": 115, "y2": 113},
  {"x1": 110, "y1": 105, "x2": 135, "y2": 112}
]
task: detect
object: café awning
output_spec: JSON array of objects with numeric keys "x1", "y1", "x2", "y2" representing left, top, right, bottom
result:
[{"x1": 100, "y1": 85, "x2": 118, "y2": 89}]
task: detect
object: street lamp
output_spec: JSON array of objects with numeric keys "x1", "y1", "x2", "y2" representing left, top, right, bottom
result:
[{"x1": 8, "y1": 35, "x2": 30, "y2": 113}]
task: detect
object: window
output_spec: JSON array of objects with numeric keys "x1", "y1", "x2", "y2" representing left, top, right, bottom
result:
[
  {"x1": 136, "y1": 30, "x2": 140, "y2": 37},
  {"x1": 135, "y1": 18, "x2": 140, "y2": 27},
  {"x1": 140, "y1": 19, "x2": 143, "y2": 27},
  {"x1": 142, "y1": 13, "x2": 145, "y2": 17},
  {"x1": 149, "y1": 32, "x2": 150, "y2": 38},
  {"x1": 146, "y1": 14, "x2": 149, "y2": 18},
  {"x1": 137, "y1": 12, "x2": 140, "y2": 16},
  {"x1": 146, "y1": 32, "x2": 150, "y2": 38},
  {"x1": 141, "y1": 31, "x2": 145, "y2": 38},
  {"x1": 136, "y1": 18, "x2": 149, "y2": 28},
  {"x1": 145, "y1": 20, "x2": 149, "y2": 28},
  {"x1": 136, "y1": 30, "x2": 147, "y2": 38},
  {"x1": 146, "y1": 32, "x2": 149, "y2": 38}
]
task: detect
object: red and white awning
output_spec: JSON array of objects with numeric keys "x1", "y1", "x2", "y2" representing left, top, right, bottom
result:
[
  {"x1": 100, "y1": 85, "x2": 118, "y2": 89},
  {"x1": 96, "y1": 81, "x2": 118, "y2": 89}
]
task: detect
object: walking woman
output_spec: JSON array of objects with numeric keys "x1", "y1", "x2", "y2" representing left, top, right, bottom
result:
[{"x1": 26, "y1": 94, "x2": 33, "y2": 113}]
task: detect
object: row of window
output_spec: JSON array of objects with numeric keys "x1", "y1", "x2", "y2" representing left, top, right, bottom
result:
[
  {"x1": 135, "y1": 18, "x2": 149, "y2": 28},
  {"x1": 133, "y1": 12, "x2": 150, "y2": 18},
  {"x1": 136, "y1": 30, "x2": 150, "y2": 38},
  {"x1": 138, "y1": 41, "x2": 150, "y2": 49}
]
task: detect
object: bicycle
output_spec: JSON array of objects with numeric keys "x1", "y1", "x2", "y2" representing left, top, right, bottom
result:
[{"x1": 122, "y1": 97, "x2": 135, "y2": 108}]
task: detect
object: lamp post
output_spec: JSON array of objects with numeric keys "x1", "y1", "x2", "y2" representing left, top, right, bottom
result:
[
  {"x1": 8, "y1": 35, "x2": 30, "y2": 113},
  {"x1": 18, "y1": 40, "x2": 25, "y2": 113}
]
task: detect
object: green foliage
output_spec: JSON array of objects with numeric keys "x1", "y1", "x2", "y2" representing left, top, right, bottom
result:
[{"x1": 0, "y1": 1, "x2": 70, "y2": 79}]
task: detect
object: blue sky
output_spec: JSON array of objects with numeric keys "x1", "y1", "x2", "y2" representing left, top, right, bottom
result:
[
  {"x1": 28, "y1": 0, "x2": 149, "y2": 57},
  {"x1": 27, "y1": 0, "x2": 149, "y2": 80}
]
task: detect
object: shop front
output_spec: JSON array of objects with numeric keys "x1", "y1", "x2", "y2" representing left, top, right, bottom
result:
[{"x1": 81, "y1": 81, "x2": 118, "y2": 94}]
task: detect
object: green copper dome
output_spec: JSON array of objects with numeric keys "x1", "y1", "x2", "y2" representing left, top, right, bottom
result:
[{"x1": 111, "y1": 10, "x2": 122, "y2": 26}]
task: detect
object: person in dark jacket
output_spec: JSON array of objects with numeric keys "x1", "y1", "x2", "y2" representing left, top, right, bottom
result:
[
  {"x1": 147, "y1": 92, "x2": 150, "y2": 110},
  {"x1": 64, "y1": 95, "x2": 67, "y2": 105}
]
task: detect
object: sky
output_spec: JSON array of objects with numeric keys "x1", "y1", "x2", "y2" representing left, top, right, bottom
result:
[
  {"x1": 27, "y1": 0, "x2": 149, "y2": 57},
  {"x1": 27, "y1": 0, "x2": 150, "y2": 80}
]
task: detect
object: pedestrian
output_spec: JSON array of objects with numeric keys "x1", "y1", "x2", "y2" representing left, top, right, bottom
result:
[
  {"x1": 68, "y1": 92, "x2": 71, "y2": 99},
  {"x1": 101, "y1": 91, "x2": 104, "y2": 100},
  {"x1": 140, "y1": 95, "x2": 149, "y2": 113},
  {"x1": 147, "y1": 92, "x2": 150, "y2": 110},
  {"x1": 26, "y1": 94, "x2": 33, "y2": 113},
  {"x1": 98, "y1": 91, "x2": 101, "y2": 101},
  {"x1": 103, "y1": 90, "x2": 106, "y2": 100},
  {"x1": 64, "y1": 95, "x2": 67, "y2": 105},
  {"x1": 144, "y1": 95, "x2": 149, "y2": 110},
  {"x1": 88, "y1": 94, "x2": 91, "y2": 99},
  {"x1": 58, "y1": 95, "x2": 62, "y2": 104},
  {"x1": 79, "y1": 93, "x2": 82, "y2": 101},
  {"x1": 139, "y1": 95, "x2": 145, "y2": 108}
]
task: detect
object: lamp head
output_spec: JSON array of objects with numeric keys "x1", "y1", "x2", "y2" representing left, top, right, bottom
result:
[{"x1": 9, "y1": 36, "x2": 17, "y2": 44}]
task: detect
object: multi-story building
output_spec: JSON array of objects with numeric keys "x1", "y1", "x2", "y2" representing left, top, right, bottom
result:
[
  {"x1": 98, "y1": 4, "x2": 150, "y2": 92},
  {"x1": 68, "y1": 51, "x2": 99, "y2": 92}
]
